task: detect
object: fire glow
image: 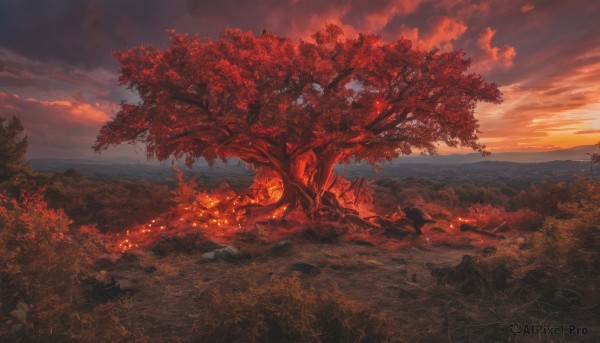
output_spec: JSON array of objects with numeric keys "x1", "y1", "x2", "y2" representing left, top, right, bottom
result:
[{"x1": 111, "y1": 167, "x2": 374, "y2": 252}]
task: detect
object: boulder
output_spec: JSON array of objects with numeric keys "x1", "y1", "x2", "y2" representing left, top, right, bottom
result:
[
  {"x1": 352, "y1": 239, "x2": 375, "y2": 247},
  {"x1": 200, "y1": 246, "x2": 242, "y2": 262},
  {"x1": 291, "y1": 262, "x2": 321, "y2": 275},
  {"x1": 271, "y1": 239, "x2": 292, "y2": 254},
  {"x1": 198, "y1": 240, "x2": 225, "y2": 253},
  {"x1": 93, "y1": 253, "x2": 120, "y2": 269}
]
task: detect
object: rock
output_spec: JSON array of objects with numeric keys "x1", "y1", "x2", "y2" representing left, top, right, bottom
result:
[
  {"x1": 481, "y1": 246, "x2": 497, "y2": 256},
  {"x1": 201, "y1": 251, "x2": 216, "y2": 261},
  {"x1": 109, "y1": 269, "x2": 146, "y2": 293},
  {"x1": 291, "y1": 262, "x2": 321, "y2": 275},
  {"x1": 119, "y1": 250, "x2": 146, "y2": 267},
  {"x1": 403, "y1": 206, "x2": 436, "y2": 235},
  {"x1": 94, "y1": 253, "x2": 120, "y2": 269},
  {"x1": 271, "y1": 239, "x2": 292, "y2": 254},
  {"x1": 459, "y1": 223, "x2": 478, "y2": 232},
  {"x1": 9, "y1": 302, "x2": 28, "y2": 323},
  {"x1": 352, "y1": 239, "x2": 375, "y2": 246},
  {"x1": 116, "y1": 278, "x2": 139, "y2": 292},
  {"x1": 200, "y1": 246, "x2": 242, "y2": 262},
  {"x1": 198, "y1": 240, "x2": 225, "y2": 253},
  {"x1": 492, "y1": 265, "x2": 511, "y2": 290},
  {"x1": 431, "y1": 255, "x2": 487, "y2": 295}
]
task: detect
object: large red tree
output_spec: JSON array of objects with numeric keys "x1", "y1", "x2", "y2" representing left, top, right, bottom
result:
[{"x1": 95, "y1": 25, "x2": 502, "y2": 216}]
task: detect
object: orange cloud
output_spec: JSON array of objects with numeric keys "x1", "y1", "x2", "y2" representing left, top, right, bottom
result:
[
  {"x1": 0, "y1": 91, "x2": 115, "y2": 157},
  {"x1": 361, "y1": 0, "x2": 423, "y2": 32},
  {"x1": 394, "y1": 16, "x2": 467, "y2": 51},
  {"x1": 432, "y1": 0, "x2": 490, "y2": 18},
  {"x1": 474, "y1": 27, "x2": 516, "y2": 71},
  {"x1": 475, "y1": 58, "x2": 600, "y2": 151},
  {"x1": 268, "y1": 3, "x2": 358, "y2": 40},
  {"x1": 419, "y1": 16, "x2": 467, "y2": 50},
  {"x1": 520, "y1": 3, "x2": 535, "y2": 13},
  {"x1": 575, "y1": 129, "x2": 600, "y2": 135},
  {"x1": 267, "y1": 0, "x2": 426, "y2": 41}
]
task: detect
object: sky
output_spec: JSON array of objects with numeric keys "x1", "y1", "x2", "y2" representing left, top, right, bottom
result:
[{"x1": 0, "y1": 0, "x2": 599, "y2": 160}]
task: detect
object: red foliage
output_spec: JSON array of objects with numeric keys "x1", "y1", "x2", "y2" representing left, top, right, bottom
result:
[
  {"x1": 95, "y1": 25, "x2": 501, "y2": 215},
  {"x1": 460, "y1": 203, "x2": 543, "y2": 231}
]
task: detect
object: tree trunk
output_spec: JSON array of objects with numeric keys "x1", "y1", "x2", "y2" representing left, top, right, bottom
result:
[{"x1": 273, "y1": 149, "x2": 340, "y2": 215}]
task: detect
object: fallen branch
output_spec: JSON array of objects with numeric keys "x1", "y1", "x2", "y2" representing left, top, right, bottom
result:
[
  {"x1": 459, "y1": 223, "x2": 505, "y2": 239},
  {"x1": 490, "y1": 221, "x2": 507, "y2": 233}
]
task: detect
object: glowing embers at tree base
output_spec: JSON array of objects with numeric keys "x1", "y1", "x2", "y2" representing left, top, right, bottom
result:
[{"x1": 110, "y1": 167, "x2": 375, "y2": 252}]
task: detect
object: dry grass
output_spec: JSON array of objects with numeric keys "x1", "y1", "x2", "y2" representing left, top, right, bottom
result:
[
  {"x1": 0, "y1": 194, "x2": 144, "y2": 342},
  {"x1": 192, "y1": 276, "x2": 397, "y2": 343}
]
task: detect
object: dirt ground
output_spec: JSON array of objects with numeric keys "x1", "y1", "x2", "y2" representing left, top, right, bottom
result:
[
  {"x1": 102, "y1": 238, "x2": 477, "y2": 342},
  {"x1": 100, "y1": 234, "x2": 599, "y2": 343}
]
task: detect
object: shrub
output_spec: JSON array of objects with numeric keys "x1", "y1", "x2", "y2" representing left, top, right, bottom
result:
[
  {"x1": 192, "y1": 276, "x2": 396, "y2": 343},
  {"x1": 0, "y1": 116, "x2": 28, "y2": 182},
  {"x1": 43, "y1": 172, "x2": 173, "y2": 232},
  {"x1": 463, "y1": 203, "x2": 543, "y2": 231},
  {"x1": 0, "y1": 192, "x2": 136, "y2": 342}
]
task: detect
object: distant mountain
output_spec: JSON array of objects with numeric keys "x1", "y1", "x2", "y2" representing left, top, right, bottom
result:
[
  {"x1": 392, "y1": 145, "x2": 599, "y2": 164},
  {"x1": 28, "y1": 145, "x2": 598, "y2": 166},
  {"x1": 30, "y1": 145, "x2": 598, "y2": 166}
]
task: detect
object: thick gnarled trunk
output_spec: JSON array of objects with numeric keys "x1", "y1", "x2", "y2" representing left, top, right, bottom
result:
[{"x1": 273, "y1": 149, "x2": 339, "y2": 215}]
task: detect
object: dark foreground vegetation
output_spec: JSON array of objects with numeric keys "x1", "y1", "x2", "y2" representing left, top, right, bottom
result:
[
  {"x1": 2, "y1": 118, "x2": 599, "y2": 342},
  {"x1": 1, "y1": 158, "x2": 599, "y2": 342}
]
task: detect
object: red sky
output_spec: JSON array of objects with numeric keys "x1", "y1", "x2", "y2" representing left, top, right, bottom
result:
[{"x1": 0, "y1": 0, "x2": 599, "y2": 159}]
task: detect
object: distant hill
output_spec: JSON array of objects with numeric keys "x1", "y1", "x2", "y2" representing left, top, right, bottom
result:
[
  {"x1": 393, "y1": 145, "x2": 599, "y2": 164},
  {"x1": 27, "y1": 145, "x2": 598, "y2": 185},
  {"x1": 28, "y1": 144, "x2": 599, "y2": 166}
]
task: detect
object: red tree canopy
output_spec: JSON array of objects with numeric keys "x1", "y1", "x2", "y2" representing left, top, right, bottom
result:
[{"x1": 95, "y1": 25, "x2": 502, "y2": 169}]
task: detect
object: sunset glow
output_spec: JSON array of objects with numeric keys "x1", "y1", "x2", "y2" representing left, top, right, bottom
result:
[{"x1": 0, "y1": 0, "x2": 598, "y2": 157}]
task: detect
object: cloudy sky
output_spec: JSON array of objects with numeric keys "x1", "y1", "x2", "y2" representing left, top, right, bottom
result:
[{"x1": 1, "y1": 0, "x2": 599, "y2": 159}]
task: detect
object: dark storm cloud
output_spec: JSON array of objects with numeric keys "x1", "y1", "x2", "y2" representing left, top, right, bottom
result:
[
  {"x1": 0, "y1": 0, "x2": 599, "y2": 157},
  {"x1": 0, "y1": 0, "x2": 179, "y2": 68}
]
